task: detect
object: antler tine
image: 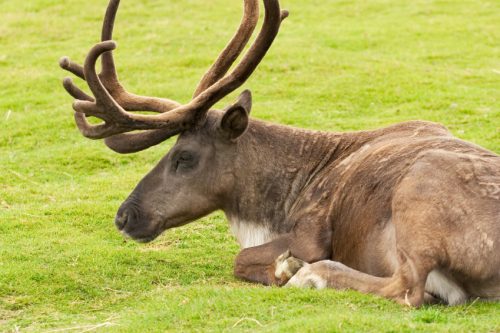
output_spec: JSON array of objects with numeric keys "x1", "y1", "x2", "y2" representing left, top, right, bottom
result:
[
  {"x1": 59, "y1": 57, "x2": 85, "y2": 80},
  {"x1": 82, "y1": 41, "x2": 123, "y2": 116},
  {"x1": 100, "y1": 0, "x2": 119, "y2": 76},
  {"x1": 63, "y1": 77, "x2": 93, "y2": 102},
  {"x1": 188, "y1": 0, "x2": 288, "y2": 110},
  {"x1": 193, "y1": 0, "x2": 260, "y2": 97},
  {"x1": 74, "y1": 113, "x2": 114, "y2": 139},
  {"x1": 226, "y1": 0, "x2": 288, "y2": 92}
]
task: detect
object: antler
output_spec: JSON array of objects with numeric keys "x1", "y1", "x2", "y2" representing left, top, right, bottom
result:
[{"x1": 60, "y1": 0, "x2": 288, "y2": 151}]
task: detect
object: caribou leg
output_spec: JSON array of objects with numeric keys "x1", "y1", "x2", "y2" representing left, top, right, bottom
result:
[
  {"x1": 282, "y1": 253, "x2": 434, "y2": 307},
  {"x1": 234, "y1": 235, "x2": 292, "y2": 286},
  {"x1": 233, "y1": 210, "x2": 335, "y2": 285}
]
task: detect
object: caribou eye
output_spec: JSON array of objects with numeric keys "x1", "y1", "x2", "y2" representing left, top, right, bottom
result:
[{"x1": 173, "y1": 151, "x2": 197, "y2": 172}]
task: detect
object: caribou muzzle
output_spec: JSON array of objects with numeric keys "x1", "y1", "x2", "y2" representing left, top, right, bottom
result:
[{"x1": 115, "y1": 200, "x2": 159, "y2": 243}]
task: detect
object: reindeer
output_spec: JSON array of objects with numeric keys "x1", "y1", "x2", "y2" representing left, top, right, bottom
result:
[{"x1": 59, "y1": 0, "x2": 500, "y2": 306}]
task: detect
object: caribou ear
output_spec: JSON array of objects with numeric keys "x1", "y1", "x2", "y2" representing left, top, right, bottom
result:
[{"x1": 219, "y1": 90, "x2": 252, "y2": 140}]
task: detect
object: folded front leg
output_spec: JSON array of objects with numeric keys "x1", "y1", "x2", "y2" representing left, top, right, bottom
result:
[
  {"x1": 234, "y1": 235, "x2": 293, "y2": 286},
  {"x1": 234, "y1": 216, "x2": 333, "y2": 286}
]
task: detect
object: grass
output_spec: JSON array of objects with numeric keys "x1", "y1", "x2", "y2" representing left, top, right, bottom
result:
[{"x1": 0, "y1": 0, "x2": 499, "y2": 331}]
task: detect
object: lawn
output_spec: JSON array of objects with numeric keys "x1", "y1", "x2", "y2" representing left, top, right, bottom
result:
[{"x1": 1, "y1": 0, "x2": 499, "y2": 331}]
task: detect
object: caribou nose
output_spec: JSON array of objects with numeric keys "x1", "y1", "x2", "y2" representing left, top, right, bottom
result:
[
  {"x1": 115, "y1": 203, "x2": 135, "y2": 231},
  {"x1": 115, "y1": 201, "x2": 141, "y2": 231},
  {"x1": 115, "y1": 211, "x2": 129, "y2": 230}
]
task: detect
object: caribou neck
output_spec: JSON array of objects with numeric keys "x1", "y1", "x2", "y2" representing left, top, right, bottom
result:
[{"x1": 223, "y1": 119, "x2": 350, "y2": 245}]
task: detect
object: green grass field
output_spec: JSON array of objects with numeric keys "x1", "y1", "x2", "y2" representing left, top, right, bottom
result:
[{"x1": 1, "y1": 0, "x2": 499, "y2": 331}]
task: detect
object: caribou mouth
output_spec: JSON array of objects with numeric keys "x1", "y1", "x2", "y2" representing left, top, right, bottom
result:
[
  {"x1": 120, "y1": 228, "x2": 160, "y2": 243},
  {"x1": 132, "y1": 235, "x2": 157, "y2": 244},
  {"x1": 117, "y1": 213, "x2": 164, "y2": 243}
]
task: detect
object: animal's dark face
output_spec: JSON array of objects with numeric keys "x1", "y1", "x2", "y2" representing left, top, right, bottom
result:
[
  {"x1": 115, "y1": 98, "x2": 252, "y2": 242},
  {"x1": 58, "y1": 0, "x2": 285, "y2": 243}
]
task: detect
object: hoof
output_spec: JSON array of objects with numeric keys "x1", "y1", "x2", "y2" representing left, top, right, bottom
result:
[
  {"x1": 274, "y1": 250, "x2": 306, "y2": 280},
  {"x1": 286, "y1": 264, "x2": 327, "y2": 290}
]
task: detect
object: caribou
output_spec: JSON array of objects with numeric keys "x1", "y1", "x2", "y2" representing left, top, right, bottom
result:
[{"x1": 59, "y1": 0, "x2": 500, "y2": 306}]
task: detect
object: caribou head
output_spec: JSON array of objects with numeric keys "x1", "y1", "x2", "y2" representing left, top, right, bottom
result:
[{"x1": 60, "y1": 0, "x2": 288, "y2": 242}]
